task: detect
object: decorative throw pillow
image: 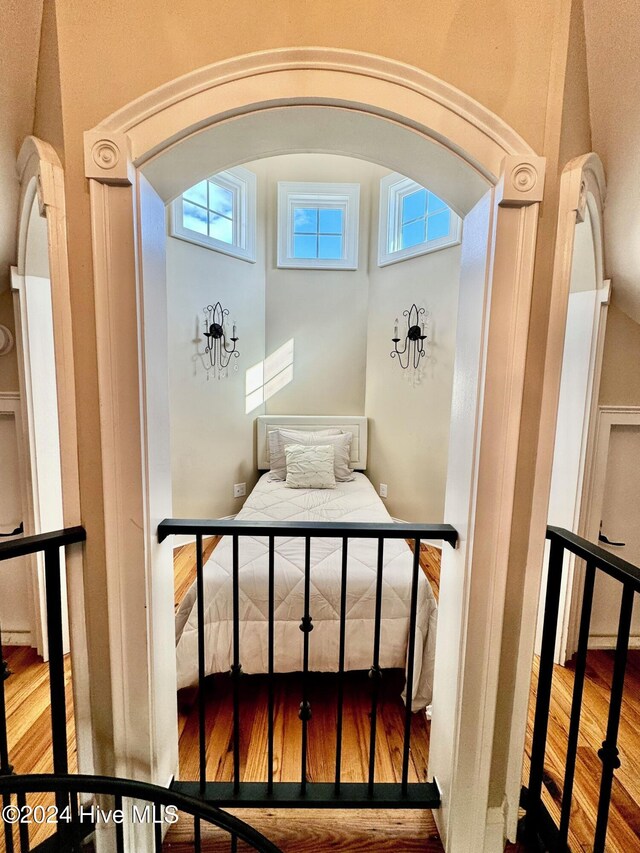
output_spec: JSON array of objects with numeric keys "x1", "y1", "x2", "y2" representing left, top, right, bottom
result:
[
  {"x1": 268, "y1": 427, "x2": 342, "y2": 480},
  {"x1": 284, "y1": 444, "x2": 336, "y2": 489},
  {"x1": 273, "y1": 430, "x2": 355, "y2": 482}
]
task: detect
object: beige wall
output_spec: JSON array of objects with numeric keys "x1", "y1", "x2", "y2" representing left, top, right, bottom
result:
[
  {"x1": 599, "y1": 304, "x2": 640, "y2": 406},
  {"x1": 584, "y1": 0, "x2": 640, "y2": 324},
  {"x1": 0, "y1": 0, "x2": 44, "y2": 390}
]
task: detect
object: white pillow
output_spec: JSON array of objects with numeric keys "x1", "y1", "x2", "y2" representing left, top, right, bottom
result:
[
  {"x1": 285, "y1": 444, "x2": 336, "y2": 489},
  {"x1": 268, "y1": 427, "x2": 342, "y2": 480},
  {"x1": 274, "y1": 430, "x2": 354, "y2": 482}
]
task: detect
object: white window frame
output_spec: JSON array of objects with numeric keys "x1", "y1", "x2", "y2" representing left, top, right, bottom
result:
[
  {"x1": 277, "y1": 182, "x2": 360, "y2": 270},
  {"x1": 377, "y1": 173, "x2": 462, "y2": 267},
  {"x1": 170, "y1": 166, "x2": 256, "y2": 262}
]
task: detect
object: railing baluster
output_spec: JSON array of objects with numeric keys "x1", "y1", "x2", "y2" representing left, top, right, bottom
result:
[
  {"x1": 0, "y1": 622, "x2": 15, "y2": 853},
  {"x1": 196, "y1": 534, "x2": 206, "y2": 795},
  {"x1": 299, "y1": 536, "x2": 313, "y2": 795},
  {"x1": 559, "y1": 560, "x2": 596, "y2": 845},
  {"x1": 268, "y1": 536, "x2": 275, "y2": 795},
  {"x1": 195, "y1": 533, "x2": 206, "y2": 849},
  {"x1": 526, "y1": 537, "x2": 565, "y2": 838},
  {"x1": 231, "y1": 535, "x2": 242, "y2": 795},
  {"x1": 401, "y1": 538, "x2": 421, "y2": 795},
  {"x1": 334, "y1": 537, "x2": 348, "y2": 794},
  {"x1": 44, "y1": 545, "x2": 69, "y2": 818},
  {"x1": 368, "y1": 537, "x2": 385, "y2": 797},
  {"x1": 593, "y1": 583, "x2": 635, "y2": 853},
  {"x1": 114, "y1": 794, "x2": 125, "y2": 853},
  {"x1": 2, "y1": 794, "x2": 14, "y2": 853},
  {"x1": 154, "y1": 812, "x2": 163, "y2": 851},
  {"x1": 17, "y1": 791, "x2": 29, "y2": 852}
]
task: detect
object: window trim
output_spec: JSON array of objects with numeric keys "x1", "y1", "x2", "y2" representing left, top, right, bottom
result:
[
  {"x1": 277, "y1": 181, "x2": 360, "y2": 270},
  {"x1": 377, "y1": 173, "x2": 461, "y2": 267},
  {"x1": 170, "y1": 166, "x2": 257, "y2": 263}
]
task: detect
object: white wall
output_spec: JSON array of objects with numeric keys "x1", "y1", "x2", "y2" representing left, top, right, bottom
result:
[
  {"x1": 167, "y1": 154, "x2": 461, "y2": 521},
  {"x1": 365, "y1": 180, "x2": 461, "y2": 522},
  {"x1": 258, "y1": 155, "x2": 382, "y2": 415},
  {"x1": 166, "y1": 186, "x2": 266, "y2": 518}
]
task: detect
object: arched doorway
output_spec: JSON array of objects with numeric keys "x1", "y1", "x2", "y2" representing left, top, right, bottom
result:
[
  {"x1": 83, "y1": 49, "x2": 548, "y2": 850},
  {"x1": 12, "y1": 137, "x2": 92, "y2": 775}
]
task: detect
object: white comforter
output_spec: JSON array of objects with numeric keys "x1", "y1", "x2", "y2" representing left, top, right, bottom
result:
[{"x1": 175, "y1": 473, "x2": 437, "y2": 710}]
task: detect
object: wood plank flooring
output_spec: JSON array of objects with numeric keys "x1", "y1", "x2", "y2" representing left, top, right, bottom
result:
[
  {"x1": 525, "y1": 650, "x2": 640, "y2": 852},
  {"x1": 1, "y1": 646, "x2": 77, "y2": 850}
]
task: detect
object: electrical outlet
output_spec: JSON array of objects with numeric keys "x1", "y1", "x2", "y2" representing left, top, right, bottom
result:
[
  {"x1": 379, "y1": 483, "x2": 388, "y2": 498},
  {"x1": 233, "y1": 483, "x2": 246, "y2": 498}
]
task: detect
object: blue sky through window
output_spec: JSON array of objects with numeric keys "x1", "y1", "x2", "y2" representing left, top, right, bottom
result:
[
  {"x1": 400, "y1": 189, "x2": 451, "y2": 250},
  {"x1": 182, "y1": 178, "x2": 234, "y2": 245},
  {"x1": 293, "y1": 206, "x2": 344, "y2": 259}
]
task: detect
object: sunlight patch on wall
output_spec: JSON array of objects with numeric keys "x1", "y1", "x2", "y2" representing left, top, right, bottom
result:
[{"x1": 245, "y1": 339, "x2": 294, "y2": 413}]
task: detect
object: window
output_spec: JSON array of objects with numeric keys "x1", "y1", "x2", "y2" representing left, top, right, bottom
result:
[
  {"x1": 170, "y1": 166, "x2": 256, "y2": 262},
  {"x1": 277, "y1": 182, "x2": 360, "y2": 269},
  {"x1": 378, "y1": 173, "x2": 461, "y2": 266}
]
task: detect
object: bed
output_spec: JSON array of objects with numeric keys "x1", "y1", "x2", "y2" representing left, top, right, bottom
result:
[{"x1": 174, "y1": 417, "x2": 438, "y2": 711}]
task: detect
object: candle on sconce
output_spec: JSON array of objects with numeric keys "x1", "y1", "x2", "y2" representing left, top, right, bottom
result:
[
  {"x1": 394, "y1": 318, "x2": 399, "y2": 339},
  {"x1": 421, "y1": 320, "x2": 425, "y2": 336},
  {"x1": 233, "y1": 321, "x2": 237, "y2": 338}
]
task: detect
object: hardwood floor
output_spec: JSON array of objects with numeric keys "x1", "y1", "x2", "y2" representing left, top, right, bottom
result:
[
  {"x1": 2, "y1": 646, "x2": 76, "y2": 850},
  {"x1": 525, "y1": 650, "x2": 640, "y2": 852}
]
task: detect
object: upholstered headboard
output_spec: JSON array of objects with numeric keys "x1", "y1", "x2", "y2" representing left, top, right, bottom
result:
[{"x1": 256, "y1": 415, "x2": 368, "y2": 470}]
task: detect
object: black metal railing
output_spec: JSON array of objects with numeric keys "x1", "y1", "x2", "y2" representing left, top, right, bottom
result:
[
  {"x1": 523, "y1": 525, "x2": 640, "y2": 853},
  {"x1": 158, "y1": 518, "x2": 458, "y2": 810},
  {"x1": 0, "y1": 525, "x2": 283, "y2": 852},
  {"x1": 0, "y1": 526, "x2": 85, "y2": 851}
]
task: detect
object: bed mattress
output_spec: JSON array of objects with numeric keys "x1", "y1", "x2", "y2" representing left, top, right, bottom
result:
[{"x1": 175, "y1": 473, "x2": 437, "y2": 710}]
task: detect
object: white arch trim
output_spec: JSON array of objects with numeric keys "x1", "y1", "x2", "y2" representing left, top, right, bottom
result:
[
  {"x1": 84, "y1": 48, "x2": 536, "y2": 190},
  {"x1": 83, "y1": 48, "x2": 548, "y2": 852},
  {"x1": 14, "y1": 136, "x2": 92, "y2": 775}
]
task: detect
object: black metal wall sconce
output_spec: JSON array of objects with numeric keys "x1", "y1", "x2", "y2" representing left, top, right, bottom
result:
[
  {"x1": 391, "y1": 303, "x2": 427, "y2": 372},
  {"x1": 202, "y1": 301, "x2": 239, "y2": 379}
]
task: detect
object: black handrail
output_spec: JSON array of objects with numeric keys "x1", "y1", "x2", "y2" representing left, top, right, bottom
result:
[
  {"x1": 523, "y1": 525, "x2": 639, "y2": 853},
  {"x1": 0, "y1": 527, "x2": 85, "y2": 561},
  {"x1": 158, "y1": 517, "x2": 459, "y2": 544},
  {"x1": 0, "y1": 773, "x2": 282, "y2": 852}
]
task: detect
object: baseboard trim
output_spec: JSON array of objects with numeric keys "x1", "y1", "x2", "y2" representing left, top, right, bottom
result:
[
  {"x1": 484, "y1": 799, "x2": 507, "y2": 852},
  {"x1": 1, "y1": 630, "x2": 34, "y2": 647},
  {"x1": 588, "y1": 634, "x2": 640, "y2": 650}
]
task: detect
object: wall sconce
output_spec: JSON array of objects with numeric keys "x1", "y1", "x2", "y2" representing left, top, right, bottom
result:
[
  {"x1": 391, "y1": 303, "x2": 427, "y2": 367},
  {"x1": 202, "y1": 301, "x2": 239, "y2": 380}
]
